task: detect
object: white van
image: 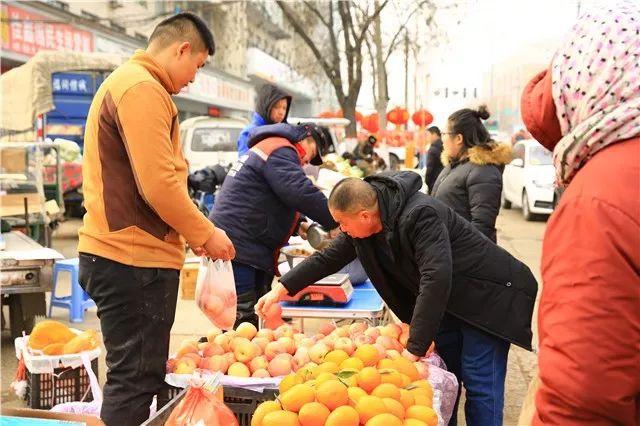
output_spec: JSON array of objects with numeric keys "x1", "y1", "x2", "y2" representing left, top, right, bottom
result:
[{"x1": 180, "y1": 116, "x2": 248, "y2": 172}]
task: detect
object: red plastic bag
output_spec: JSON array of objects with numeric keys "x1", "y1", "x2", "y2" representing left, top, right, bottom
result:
[
  {"x1": 165, "y1": 386, "x2": 238, "y2": 426},
  {"x1": 195, "y1": 258, "x2": 237, "y2": 329}
]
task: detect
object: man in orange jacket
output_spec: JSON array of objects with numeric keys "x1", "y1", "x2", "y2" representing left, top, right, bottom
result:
[{"x1": 78, "y1": 13, "x2": 234, "y2": 425}]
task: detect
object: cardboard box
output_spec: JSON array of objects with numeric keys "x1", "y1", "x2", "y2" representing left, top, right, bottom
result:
[
  {"x1": 0, "y1": 407, "x2": 105, "y2": 426},
  {"x1": 179, "y1": 263, "x2": 199, "y2": 300}
]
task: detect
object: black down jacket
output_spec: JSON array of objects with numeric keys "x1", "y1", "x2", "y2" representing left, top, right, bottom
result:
[
  {"x1": 432, "y1": 143, "x2": 512, "y2": 242},
  {"x1": 280, "y1": 171, "x2": 537, "y2": 355}
]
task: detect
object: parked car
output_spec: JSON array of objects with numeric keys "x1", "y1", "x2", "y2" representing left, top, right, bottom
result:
[
  {"x1": 180, "y1": 116, "x2": 247, "y2": 172},
  {"x1": 502, "y1": 139, "x2": 555, "y2": 220}
]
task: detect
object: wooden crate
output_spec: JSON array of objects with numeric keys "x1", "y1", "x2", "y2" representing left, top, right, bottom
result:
[{"x1": 180, "y1": 263, "x2": 199, "y2": 300}]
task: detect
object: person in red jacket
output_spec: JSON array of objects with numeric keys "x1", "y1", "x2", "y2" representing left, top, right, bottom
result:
[{"x1": 520, "y1": 2, "x2": 640, "y2": 424}]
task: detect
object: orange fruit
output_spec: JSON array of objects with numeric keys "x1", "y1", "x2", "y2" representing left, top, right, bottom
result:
[
  {"x1": 325, "y1": 405, "x2": 360, "y2": 426},
  {"x1": 355, "y1": 395, "x2": 388, "y2": 424},
  {"x1": 298, "y1": 401, "x2": 330, "y2": 426},
  {"x1": 405, "y1": 405, "x2": 438, "y2": 426},
  {"x1": 347, "y1": 386, "x2": 368, "y2": 405},
  {"x1": 340, "y1": 357, "x2": 365, "y2": 371},
  {"x1": 280, "y1": 384, "x2": 316, "y2": 413},
  {"x1": 251, "y1": 400, "x2": 282, "y2": 426},
  {"x1": 408, "y1": 381, "x2": 433, "y2": 407},
  {"x1": 357, "y1": 367, "x2": 382, "y2": 393},
  {"x1": 382, "y1": 398, "x2": 406, "y2": 419},
  {"x1": 399, "y1": 374, "x2": 412, "y2": 387},
  {"x1": 315, "y1": 372, "x2": 337, "y2": 385},
  {"x1": 371, "y1": 383, "x2": 401, "y2": 401},
  {"x1": 316, "y1": 380, "x2": 349, "y2": 411},
  {"x1": 354, "y1": 344, "x2": 381, "y2": 367},
  {"x1": 379, "y1": 369, "x2": 403, "y2": 387},
  {"x1": 325, "y1": 349, "x2": 350, "y2": 365},
  {"x1": 280, "y1": 374, "x2": 303, "y2": 394},
  {"x1": 337, "y1": 369, "x2": 359, "y2": 387},
  {"x1": 316, "y1": 361, "x2": 340, "y2": 375},
  {"x1": 399, "y1": 389, "x2": 416, "y2": 410},
  {"x1": 377, "y1": 359, "x2": 395, "y2": 370},
  {"x1": 403, "y1": 419, "x2": 428, "y2": 426},
  {"x1": 392, "y1": 358, "x2": 420, "y2": 381},
  {"x1": 365, "y1": 413, "x2": 403, "y2": 426},
  {"x1": 262, "y1": 410, "x2": 300, "y2": 426}
]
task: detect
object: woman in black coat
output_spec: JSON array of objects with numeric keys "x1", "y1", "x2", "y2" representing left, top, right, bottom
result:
[
  {"x1": 431, "y1": 105, "x2": 514, "y2": 425},
  {"x1": 432, "y1": 106, "x2": 511, "y2": 242}
]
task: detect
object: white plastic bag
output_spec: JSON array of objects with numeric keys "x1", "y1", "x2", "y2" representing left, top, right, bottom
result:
[{"x1": 195, "y1": 258, "x2": 237, "y2": 330}]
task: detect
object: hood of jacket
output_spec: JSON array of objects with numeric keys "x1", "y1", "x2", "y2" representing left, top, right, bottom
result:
[
  {"x1": 255, "y1": 84, "x2": 292, "y2": 124},
  {"x1": 247, "y1": 123, "x2": 308, "y2": 149},
  {"x1": 364, "y1": 171, "x2": 422, "y2": 231},
  {"x1": 441, "y1": 142, "x2": 512, "y2": 167}
]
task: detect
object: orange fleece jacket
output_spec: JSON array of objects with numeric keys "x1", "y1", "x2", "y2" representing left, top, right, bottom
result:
[{"x1": 78, "y1": 50, "x2": 215, "y2": 269}]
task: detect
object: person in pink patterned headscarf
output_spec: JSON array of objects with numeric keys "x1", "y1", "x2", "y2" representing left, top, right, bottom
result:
[{"x1": 521, "y1": 1, "x2": 640, "y2": 424}]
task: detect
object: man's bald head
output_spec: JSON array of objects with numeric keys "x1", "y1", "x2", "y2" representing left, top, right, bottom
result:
[{"x1": 329, "y1": 178, "x2": 378, "y2": 214}]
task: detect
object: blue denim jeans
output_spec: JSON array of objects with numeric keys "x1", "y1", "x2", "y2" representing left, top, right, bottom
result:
[{"x1": 435, "y1": 314, "x2": 510, "y2": 426}]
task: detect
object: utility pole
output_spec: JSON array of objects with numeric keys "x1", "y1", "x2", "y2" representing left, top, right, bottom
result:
[
  {"x1": 373, "y1": 0, "x2": 387, "y2": 133},
  {"x1": 404, "y1": 29, "x2": 409, "y2": 111}
]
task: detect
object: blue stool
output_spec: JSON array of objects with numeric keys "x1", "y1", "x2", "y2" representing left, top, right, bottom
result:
[{"x1": 48, "y1": 258, "x2": 96, "y2": 323}]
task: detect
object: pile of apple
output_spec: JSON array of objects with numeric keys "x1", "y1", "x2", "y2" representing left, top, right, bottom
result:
[{"x1": 166, "y1": 320, "x2": 432, "y2": 380}]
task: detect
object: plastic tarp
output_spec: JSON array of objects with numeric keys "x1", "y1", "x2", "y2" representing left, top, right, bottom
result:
[{"x1": 0, "y1": 51, "x2": 124, "y2": 137}]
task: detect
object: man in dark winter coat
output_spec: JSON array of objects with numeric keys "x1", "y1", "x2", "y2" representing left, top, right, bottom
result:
[
  {"x1": 425, "y1": 126, "x2": 444, "y2": 194},
  {"x1": 211, "y1": 122, "x2": 337, "y2": 327},
  {"x1": 237, "y1": 84, "x2": 291, "y2": 155},
  {"x1": 256, "y1": 171, "x2": 538, "y2": 425}
]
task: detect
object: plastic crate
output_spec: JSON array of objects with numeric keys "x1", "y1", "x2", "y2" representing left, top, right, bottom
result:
[
  {"x1": 25, "y1": 358, "x2": 98, "y2": 409},
  {"x1": 147, "y1": 384, "x2": 277, "y2": 426}
]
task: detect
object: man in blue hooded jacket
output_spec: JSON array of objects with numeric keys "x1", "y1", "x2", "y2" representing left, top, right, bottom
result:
[
  {"x1": 237, "y1": 84, "x2": 291, "y2": 155},
  {"x1": 211, "y1": 122, "x2": 337, "y2": 326}
]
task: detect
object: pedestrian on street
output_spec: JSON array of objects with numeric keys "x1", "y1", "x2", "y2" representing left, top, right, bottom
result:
[
  {"x1": 77, "y1": 13, "x2": 235, "y2": 426},
  {"x1": 424, "y1": 126, "x2": 444, "y2": 194},
  {"x1": 210, "y1": 123, "x2": 337, "y2": 328},
  {"x1": 431, "y1": 106, "x2": 511, "y2": 243},
  {"x1": 520, "y1": 1, "x2": 640, "y2": 423},
  {"x1": 237, "y1": 84, "x2": 291, "y2": 155},
  {"x1": 256, "y1": 171, "x2": 538, "y2": 426}
]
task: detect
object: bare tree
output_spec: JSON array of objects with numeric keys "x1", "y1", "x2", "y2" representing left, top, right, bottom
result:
[
  {"x1": 276, "y1": 1, "x2": 390, "y2": 137},
  {"x1": 365, "y1": 0, "x2": 438, "y2": 131}
]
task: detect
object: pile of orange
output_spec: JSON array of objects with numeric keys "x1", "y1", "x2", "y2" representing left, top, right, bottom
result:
[{"x1": 252, "y1": 353, "x2": 438, "y2": 426}]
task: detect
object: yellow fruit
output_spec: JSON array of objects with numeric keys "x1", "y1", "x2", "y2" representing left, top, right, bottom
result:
[
  {"x1": 340, "y1": 357, "x2": 365, "y2": 371},
  {"x1": 379, "y1": 369, "x2": 403, "y2": 387},
  {"x1": 280, "y1": 384, "x2": 316, "y2": 413},
  {"x1": 337, "y1": 369, "x2": 359, "y2": 387},
  {"x1": 315, "y1": 372, "x2": 337, "y2": 385},
  {"x1": 392, "y1": 358, "x2": 420, "y2": 382},
  {"x1": 354, "y1": 344, "x2": 381, "y2": 367},
  {"x1": 377, "y1": 359, "x2": 395, "y2": 370},
  {"x1": 28, "y1": 320, "x2": 75, "y2": 350},
  {"x1": 262, "y1": 410, "x2": 300, "y2": 426},
  {"x1": 382, "y1": 398, "x2": 406, "y2": 419},
  {"x1": 42, "y1": 343, "x2": 65, "y2": 355},
  {"x1": 357, "y1": 367, "x2": 382, "y2": 393},
  {"x1": 298, "y1": 402, "x2": 330, "y2": 426},
  {"x1": 409, "y1": 381, "x2": 433, "y2": 407},
  {"x1": 251, "y1": 401, "x2": 282, "y2": 426},
  {"x1": 280, "y1": 374, "x2": 303, "y2": 393},
  {"x1": 365, "y1": 413, "x2": 403, "y2": 426},
  {"x1": 355, "y1": 395, "x2": 388, "y2": 424},
  {"x1": 316, "y1": 361, "x2": 340, "y2": 374},
  {"x1": 316, "y1": 380, "x2": 349, "y2": 411},
  {"x1": 371, "y1": 383, "x2": 401, "y2": 401},
  {"x1": 325, "y1": 349, "x2": 350, "y2": 365},
  {"x1": 399, "y1": 389, "x2": 416, "y2": 410},
  {"x1": 399, "y1": 374, "x2": 411, "y2": 388},
  {"x1": 405, "y1": 405, "x2": 438, "y2": 426},
  {"x1": 403, "y1": 419, "x2": 428, "y2": 426},
  {"x1": 62, "y1": 329, "x2": 99, "y2": 354},
  {"x1": 347, "y1": 386, "x2": 368, "y2": 405},
  {"x1": 296, "y1": 365, "x2": 317, "y2": 382},
  {"x1": 325, "y1": 405, "x2": 360, "y2": 426}
]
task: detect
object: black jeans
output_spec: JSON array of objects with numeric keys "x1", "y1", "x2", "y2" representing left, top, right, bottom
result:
[
  {"x1": 78, "y1": 253, "x2": 179, "y2": 426},
  {"x1": 231, "y1": 261, "x2": 273, "y2": 328}
]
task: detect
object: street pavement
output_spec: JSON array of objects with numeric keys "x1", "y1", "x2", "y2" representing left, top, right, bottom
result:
[{"x1": 1, "y1": 207, "x2": 546, "y2": 425}]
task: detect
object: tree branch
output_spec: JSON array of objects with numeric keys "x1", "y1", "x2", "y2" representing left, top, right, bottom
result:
[
  {"x1": 303, "y1": 1, "x2": 331, "y2": 31},
  {"x1": 384, "y1": 0, "x2": 432, "y2": 64},
  {"x1": 356, "y1": 0, "x2": 390, "y2": 47}
]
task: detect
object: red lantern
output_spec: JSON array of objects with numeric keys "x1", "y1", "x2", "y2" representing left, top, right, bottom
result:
[
  {"x1": 355, "y1": 110, "x2": 363, "y2": 123},
  {"x1": 361, "y1": 113, "x2": 379, "y2": 133},
  {"x1": 412, "y1": 109, "x2": 433, "y2": 127},
  {"x1": 387, "y1": 107, "x2": 410, "y2": 126},
  {"x1": 317, "y1": 111, "x2": 335, "y2": 118}
]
